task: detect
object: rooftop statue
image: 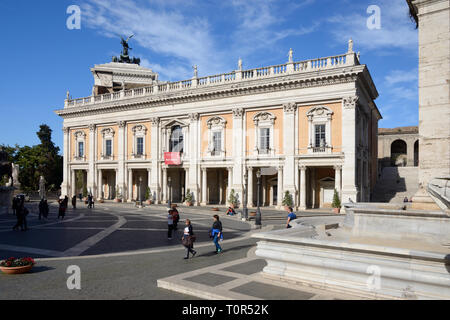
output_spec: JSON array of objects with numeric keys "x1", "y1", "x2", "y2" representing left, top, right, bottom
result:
[{"x1": 112, "y1": 34, "x2": 141, "y2": 65}]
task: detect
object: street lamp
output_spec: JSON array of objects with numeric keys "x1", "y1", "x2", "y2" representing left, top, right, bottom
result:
[
  {"x1": 243, "y1": 171, "x2": 248, "y2": 221},
  {"x1": 138, "y1": 176, "x2": 143, "y2": 206},
  {"x1": 255, "y1": 169, "x2": 262, "y2": 227},
  {"x1": 167, "y1": 176, "x2": 172, "y2": 208}
]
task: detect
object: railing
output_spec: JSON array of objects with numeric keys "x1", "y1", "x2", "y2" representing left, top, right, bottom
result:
[{"x1": 65, "y1": 52, "x2": 357, "y2": 108}]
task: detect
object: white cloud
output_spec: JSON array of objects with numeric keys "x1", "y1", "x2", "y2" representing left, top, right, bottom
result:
[
  {"x1": 327, "y1": 0, "x2": 417, "y2": 53},
  {"x1": 384, "y1": 69, "x2": 418, "y2": 85}
]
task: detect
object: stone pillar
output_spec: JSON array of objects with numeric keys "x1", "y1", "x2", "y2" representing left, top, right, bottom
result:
[
  {"x1": 97, "y1": 169, "x2": 103, "y2": 200},
  {"x1": 299, "y1": 166, "x2": 307, "y2": 210},
  {"x1": 219, "y1": 170, "x2": 223, "y2": 204},
  {"x1": 283, "y1": 103, "x2": 298, "y2": 206},
  {"x1": 277, "y1": 166, "x2": 283, "y2": 208},
  {"x1": 71, "y1": 169, "x2": 76, "y2": 197},
  {"x1": 227, "y1": 167, "x2": 233, "y2": 204},
  {"x1": 128, "y1": 169, "x2": 133, "y2": 202},
  {"x1": 61, "y1": 127, "x2": 70, "y2": 196},
  {"x1": 341, "y1": 96, "x2": 359, "y2": 203},
  {"x1": 147, "y1": 169, "x2": 151, "y2": 200},
  {"x1": 117, "y1": 121, "x2": 126, "y2": 199},
  {"x1": 248, "y1": 167, "x2": 254, "y2": 207},
  {"x1": 162, "y1": 167, "x2": 167, "y2": 203},
  {"x1": 188, "y1": 113, "x2": 200, "y2": 205},
  {"x1": 201, "y1": 168, "x2": 207, "y2": 206},
  {"x1": 232, "y1": 108, "x2": 244, "y2": 203},
  {"x1": 150, "y1": 117, "x2": 160, "y2": 203},
  {"x1": 88, "y1": 124, "x2": 96, "y2": 196},
  {"x1": 407, "y1": 140, "x2": 415, "y2": 167},
  {"x1": 334, "y1": 165, "x2": 342, "y2": 199},
  {"x1": 311, "y1": 168, "x2": 316, "y2": 208}
]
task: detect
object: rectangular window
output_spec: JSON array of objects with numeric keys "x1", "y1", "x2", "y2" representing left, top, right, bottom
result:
[
  {"x1": 105, "y1": 139, "x2": 112, "y2": 156},
  {"x1": 137, "y1": 137, "x2": 144, "y2": 155},
  {"x1": 260, "y1": 128, "x2": 270, "y2": 154},
  {"x1": 212, "y1": 131, "x2": 221, "y2": 155},
  {"x1": 315, "y1": 124, "x2": 326, "y2": 147},
  {"x1": 78, "y1": 142, "x2": 84, "y2": 158}
]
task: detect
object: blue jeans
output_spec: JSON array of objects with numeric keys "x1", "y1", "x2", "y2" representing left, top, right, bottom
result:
[{"x1": 213, "y1": 234, "x2": 222, "y2": 251}]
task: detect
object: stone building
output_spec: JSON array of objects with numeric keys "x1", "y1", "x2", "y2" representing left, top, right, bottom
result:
[
  {"x1": 55, "y1": 40, "x2": 381, "y2": 209},
  {"x1": 378, "y1": 126, "x2": 419, "y2": 168},
  {"x1": 406, "y1": 0, "x2": 450, "y2": 209}
]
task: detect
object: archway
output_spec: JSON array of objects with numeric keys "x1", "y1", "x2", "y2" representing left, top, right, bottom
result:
[
  {"x1": 391, "y1": 139, "x2": 407, "y2": 166},
  {"x1": 414, "y1": 140, "x2": 419, "y2": 167}
]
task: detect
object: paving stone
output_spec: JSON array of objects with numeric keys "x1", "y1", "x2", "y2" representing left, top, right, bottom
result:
[
  {"x1": 185, "y1": 272, "x2": 237, "y2": 287},
  {"x1": 221, "y1": 259, "x2": 267, "y2": 275},
  {"x1": 230, "y1": 281, "x2": 315, "y2": 300}
]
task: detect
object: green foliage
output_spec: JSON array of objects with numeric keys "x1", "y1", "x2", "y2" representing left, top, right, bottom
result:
[
  {"x1": 228, "y1": 189, "x2": 238, "y2": 206},
  {"x1": 282, "y1": 191, "x2": 293, "y2": 207},
  {"x1": 332, "y1": 189, "x2": 341, "y2": 208},
  {"x1": 145, "y1": 186, "x2": 151, "y2": 200},
  {"x1": 82, "y1": 186, "x2": 88, "y2": 198},
  {"x1": 1, "y1": 124, "x2": 63, "y2": 192},
  {"x1": 185, "y1": 188, "x2": 193, "y2": 203}
]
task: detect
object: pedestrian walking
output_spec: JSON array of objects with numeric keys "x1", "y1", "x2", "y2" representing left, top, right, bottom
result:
[
  {"x1": 182, "y1": 219, "x2": 197, "y2": 259},
  {"x1": 13, "y1": 196, "x2": 28, "y2": 231},
  {"x1": 58, "y1": 196, "x2": 67, "y2": 219},
  {"x1": 72, "y1": 195, "x2": 77, "y2": 209},
  {"x1": 87, "y1": 194, "x2": 94, "y2": 209},
  {"x1": 285, "y1": 206, "x2": 297, "y2": 228},
  {"x1": 210, "y1": 215, "x2": 223, "y2": 253},
  {"x1": 167, "y1": 209, "x2": 174, "y2": 240},
  {"x1": 170, "y1": 205, "x2": 180, "y2": 230},
  {"x1": 38, "y1": 198, "x2": 46, "y2": 220}
]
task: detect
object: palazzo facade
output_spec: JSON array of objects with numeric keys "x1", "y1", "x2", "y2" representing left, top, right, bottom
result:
[{"x1": 55, "y1": 41, "x2": 381, "y2": 209}]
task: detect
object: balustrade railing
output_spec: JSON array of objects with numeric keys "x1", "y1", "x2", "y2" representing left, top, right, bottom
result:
[{"x1": 65, "y1": 52, "x2": 357, "y2": 108}]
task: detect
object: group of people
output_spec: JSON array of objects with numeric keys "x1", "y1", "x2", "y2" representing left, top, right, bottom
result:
[
  {"x1": 12, "y1": 195, "x2": 29, "y2": 231},
  {"x1": 167, "y1": 205, "x2": 224, "y2": 259}
]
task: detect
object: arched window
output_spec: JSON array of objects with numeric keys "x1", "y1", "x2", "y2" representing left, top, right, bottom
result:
[
  {"x1": 391, "y1": 139, "x2": 407, "y2": 166},
  {"x1": 170, "y1": 125, "x2": 184, "y2": 153}
]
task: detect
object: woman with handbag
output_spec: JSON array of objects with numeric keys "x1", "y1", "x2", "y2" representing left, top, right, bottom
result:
[
  {"x1": 182, "y1": 219, "x2": 197, "y2": 259},
  {"x1": 210, "y1": 215, "x2": 223, "y2": 253}
]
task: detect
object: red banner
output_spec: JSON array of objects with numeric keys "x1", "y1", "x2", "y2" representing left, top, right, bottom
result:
[{"x1": 164, "y1": 152, "x2": 181, "y2": 165}]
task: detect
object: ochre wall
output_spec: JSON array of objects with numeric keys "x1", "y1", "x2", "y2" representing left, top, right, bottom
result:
[
  {"x1": 200, "y1": 113, "x2": 233, "y2": 157},
  {"x1": 298, "y1": 102, "x2": 342, "y2": 154},
  {"x1": 126, "y1": 122, "x2": 151, "y2": 159},
  {"x1": 245, "y1": 108, "x2": 283, "y2": 156},
  {"x1": 97, "y1": 125, "x2": 118, "y2": 160},
  {"x1": 70, "y1": 128, "x2": 89, "y2": 161}
]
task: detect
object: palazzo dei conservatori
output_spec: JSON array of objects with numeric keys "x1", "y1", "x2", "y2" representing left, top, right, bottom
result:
[{"x1": 55, "y1": 39, "x2": 381, "y2": 210}]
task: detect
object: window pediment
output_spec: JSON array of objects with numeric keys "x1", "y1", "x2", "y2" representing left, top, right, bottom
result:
[
  {"x1": 253, "y1": 112, "x2": 276, "y2": 125},
  {"x1": 132, "y1": 124, "x2": 148, "y2": 134},
  {"x1": 206, "y1": 116, "x2": 227, "y2": 129},
  {"x1": 306, "y1": 106, "x2": 333, "y2": 119},
  {"x1": 101, "y1": 128, "x2": 115, "y2": 137}
]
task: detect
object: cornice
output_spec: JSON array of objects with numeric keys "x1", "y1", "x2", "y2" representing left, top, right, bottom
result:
[{"x1": 56, "y1": 66, "x2": 366, "y2": 119}]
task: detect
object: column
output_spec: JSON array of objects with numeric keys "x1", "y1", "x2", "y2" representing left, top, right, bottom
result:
[
  {"x1": 341, "y1": 96, "x2": 359, "y2": 203},
  {"x1": 232, "y1": 108, "x2": 244, "y2": 203},
  {"x1": 283, "y1": 103, "x2": 298, "y2": 206},
  {"x1": 71, "y1": 169, "x2": 76, "y2": 197},
  {"x1": 299, "y1": 165, "x2": 307, "y2": 210},
  {"x1": 147, "y1": 169, "x2": 151, "y2": 200},
  {"x1": 277, "y1": 166, "x2": 283, "y2": 208},
  {"x1": 128, "y1": 169, "x2": 133, "y2": 202},
  {"x1": 334, "y1": 165, "x2": 342, "y2": 199},
  {"x1": 227, "y1": 167, "x2": 233, "y2": 204},
  {"x1": 188, "y1": 113, "x2": 200, "y2": 205},
  {"x1": 201, "y1": 168, "x2": 207, "y2": 206},
  {"x1": 248, "y1": 167, "x2": 254, "y2": 207},
  {"x1": 406, "y1": 140, "x2": 415, "y2": 167},
  {"x1": 162, "y1": 167, "x2": 167, "y2": 203},
  {"x1": 88, "y1": 124, "x2": 96, "y2": 197},
  {"x1": 97, "y1": 169, "x2": 103, "y2": 200},
  {"x1": 150, "y1": 117, "x2": 160, "y2": 203},
  {"x1": 219, "y1": 170, "x2": 223, "y2": 204},
  {"x1": 61, "y1": 127, "x2": 70, "y2": 196},
  {"x1": 117, "y1": 121, "x2": 126, "y2": 199},
  {"x1": 311, "y1": 168, "x2": 316, "y2": 208},
  {"x1": 262, "y1": 176, "x2": 267, "y2": 206}
]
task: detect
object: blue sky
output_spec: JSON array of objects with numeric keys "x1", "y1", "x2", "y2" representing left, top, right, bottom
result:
[{"x1": 0, "y1": 0, "x2": 418, "y2": 152}]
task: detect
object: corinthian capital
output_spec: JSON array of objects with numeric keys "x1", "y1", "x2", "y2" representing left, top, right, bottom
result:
[
  {"x1": 232, "y1": 108, "x2": 244, "y2": 119},
  {"x1": 89, "y1": 124, "x2": 96, "y2": 132},
  {"x1": 150, "y1": 117, "x2": 160, "y2": 127},
  {"x1": 283, "y1": 102, "x2": 297, "y2": 114},
  {"x1": 118, "y1": 121, "x2": 126, "y2": 129},
  {"x1": 343, "y1": 96, "x2": 359, "y2": 109},
  {"x1": 188, "y1": 113, "x2": 199, "y2": 122},
  {"x1": 62, "y1": 127, "x2": 70, "y2": 134}
]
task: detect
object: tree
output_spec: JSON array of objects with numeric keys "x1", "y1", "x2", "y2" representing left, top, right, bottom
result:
[
  {"x1": 332, "y1": 189, "x2": 341, "y2": 209},
  {"x1": 228, "y1": 189, "x2": 238, "y2": 207},
  {"x1": 282, "y1": 191, "x2": 293, "y2": 207}
]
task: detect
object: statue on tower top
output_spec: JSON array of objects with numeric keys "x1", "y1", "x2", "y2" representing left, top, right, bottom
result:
[{"x1": 112, "y1": 34, "x2": 141, "y2": 65}]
